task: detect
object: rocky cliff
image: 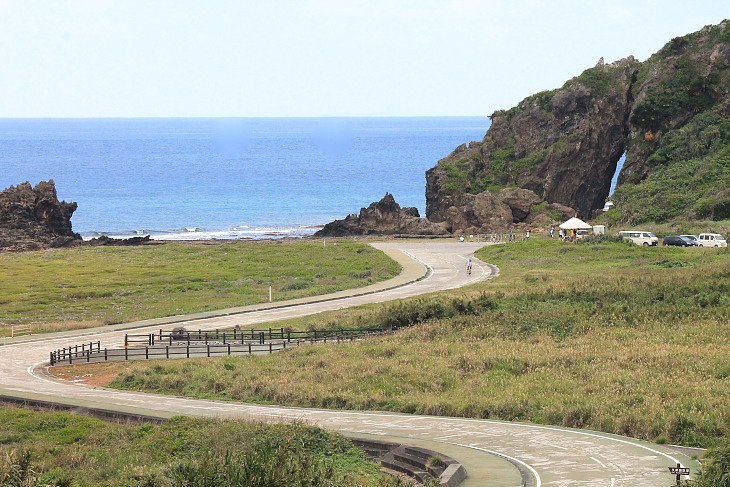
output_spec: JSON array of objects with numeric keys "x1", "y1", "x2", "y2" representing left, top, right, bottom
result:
[
  {"x1": 0, "y1": 180, "x2": 82, "y2": 251},
  {"x1": 314, "y1": 193, "x2": 448, "y2": 237},
  {"x1": 426, "y1": 19, "x2": 730, "y2": 229}
]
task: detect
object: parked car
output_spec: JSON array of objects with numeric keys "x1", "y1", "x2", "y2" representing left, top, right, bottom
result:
[
  {"x1": 619, "y1": 231, "x2": 658, "y2": 246},
  {"x1": 697, "y1": 233, "x2": 728, "y2": 248},
  {"x1": 662, "y1": 235, "x2": 697, "y2": 247},
  {"x1": 575, "y1": 229, "x2": 590, "y2": 239},
  {"x1": 680, "y1": 234, "x2": 698, "y2": 243}
]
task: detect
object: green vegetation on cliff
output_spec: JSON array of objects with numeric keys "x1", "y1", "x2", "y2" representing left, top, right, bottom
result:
[{"x1": 614, "y1": 101, "x2": 730, "y2": 223}]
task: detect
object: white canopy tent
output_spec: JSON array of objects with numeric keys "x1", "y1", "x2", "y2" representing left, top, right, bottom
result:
[{"x1": 559, "y1": 217, "x2": 592, "y2": 230}]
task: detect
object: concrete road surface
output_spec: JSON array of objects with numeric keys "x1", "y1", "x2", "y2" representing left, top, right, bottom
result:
[{"x1": 0, "y1": 241, "x2": 698, "y2": 486}]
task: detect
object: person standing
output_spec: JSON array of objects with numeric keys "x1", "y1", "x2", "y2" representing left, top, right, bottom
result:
[
  {"x1": 550, "y1": 227, "x2": 554, "y2": 238},
  {"x1": 526, "y1": 229, "x2": 530, "y2": 240}
]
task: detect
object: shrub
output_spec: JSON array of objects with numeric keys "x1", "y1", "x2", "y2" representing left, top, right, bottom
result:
[{"x1": 692, "y1": 440, "x2": 730, "y2": 487}]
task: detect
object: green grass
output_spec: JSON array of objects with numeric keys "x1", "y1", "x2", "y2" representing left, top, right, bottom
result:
[
  {"x1": 0, "y1": 240, "x2": 400, "y2": 335},
  {"x1": 0, "y1": 405, "x2": 406, "y2": 487},
  {"x1": 84, "y1": 238, "x2": 730, "y2": 449}
]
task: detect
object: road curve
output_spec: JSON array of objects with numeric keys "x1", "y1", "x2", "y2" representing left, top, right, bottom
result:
[{"x1": 0, "y1": 241, "x2": 697, "y2": 486}]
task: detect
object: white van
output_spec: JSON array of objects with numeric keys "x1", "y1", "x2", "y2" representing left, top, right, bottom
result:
[
  {"x1": 697, "y1": 233, "x2": 727, "y2": 248},
  {"x1": 619, "y1": 231, "x2": 658, "y2": 246}
]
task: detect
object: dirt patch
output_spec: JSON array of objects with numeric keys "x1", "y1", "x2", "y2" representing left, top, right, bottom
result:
[{"x1": 50, "y1": 362, "x2": 135, "y2": 388}]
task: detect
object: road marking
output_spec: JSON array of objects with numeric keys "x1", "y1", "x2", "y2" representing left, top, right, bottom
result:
[
  {"x1": 610, "y1": 478, "x2": 615, "y2": 487},
  {"x1": 448, "y1": 441, "x2": 541, "y2": 487},
  {"x1": 591, "y1": 456, "x2": 608, "y2": 468},
  {"x1": 28, "y1": 360, "x2": 60, "y2": 384},
  {"x1": 533, "y1": 440, "x2": 569, "y2": 450}
]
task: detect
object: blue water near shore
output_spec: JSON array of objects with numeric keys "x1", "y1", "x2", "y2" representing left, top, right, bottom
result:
[{"x1": 0, "y1": 117, "x2": 489, "y2": 240}]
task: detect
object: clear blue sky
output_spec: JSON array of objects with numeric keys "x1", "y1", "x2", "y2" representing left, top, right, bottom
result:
[{"x1": 1, "y1": 1, "x2": 726, "y2": 118}]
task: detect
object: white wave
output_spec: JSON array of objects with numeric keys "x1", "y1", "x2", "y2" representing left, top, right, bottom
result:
[{"x1": 81, "y1": 224, "x2": 320, "y2": 242}]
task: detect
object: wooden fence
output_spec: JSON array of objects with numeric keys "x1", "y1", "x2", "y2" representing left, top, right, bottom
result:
[
  {"x1": 49, "y1": 327, "x2": 386, "y2": 366},
  {"x1": 11, "y1": 324, "x2": 32, "y2": 337},
  {"x1": 123, "y1": 327, "x2": 384, "y2": 347}
]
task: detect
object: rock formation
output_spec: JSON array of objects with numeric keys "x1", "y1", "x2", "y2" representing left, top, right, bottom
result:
[
  {"x1": 0, "y1": 180, "x2": 82, "y2": 251},
  {"x1": 426, "y1": 19, "x2": 730, "y2": 228},
  {"x1": 426, "y1": 56, "x2": 639, "y2": 228},
  {"x1": 314, "y1": 193, "x2": 448, "y2": 237}
]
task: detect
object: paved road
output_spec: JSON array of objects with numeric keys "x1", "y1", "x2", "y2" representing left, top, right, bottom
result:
[{"x1": 0, "y1": 241, "x2": 697, "y2": 486}]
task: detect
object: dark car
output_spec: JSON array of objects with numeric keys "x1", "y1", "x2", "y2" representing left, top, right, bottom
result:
[{"x1": 662, "y1": 235, "x2": 698, "y2": 247}]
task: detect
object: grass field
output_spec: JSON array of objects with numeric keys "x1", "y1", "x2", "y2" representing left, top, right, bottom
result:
[
  {"x1": 0, "y1": 405, "x2": 408, "y2": 487},
  {"x1": 0, "y1": 239, "x2": 400, "y2": 336},
  {"x1": 63, "y1": 236, "x2": 730, "y2": 451}
]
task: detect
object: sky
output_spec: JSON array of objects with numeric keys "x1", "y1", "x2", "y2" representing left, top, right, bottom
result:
[{"x1": 0, "y1": 1, "x2": 727, "y2": 118}]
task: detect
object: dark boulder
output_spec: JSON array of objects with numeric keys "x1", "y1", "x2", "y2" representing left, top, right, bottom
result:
[
  {"x1": 0, "y1": 180, "x2": 82, "y2": 251},
  {"x1": 314, "y1": 193, "x2": 448, "y2": 237}
]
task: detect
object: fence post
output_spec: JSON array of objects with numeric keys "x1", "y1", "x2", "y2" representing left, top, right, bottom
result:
[
  {"x1": 207, "y1": 345, "x2": 210, "y2": 357},
  {"x1": 248, "y1": 343, "x2": 251, "y2": 354},
  {"x1": 104, "y1": 348, "x2": 108, "y2": 361},
  {"x1": 269, "y1": 343, "x2": 272, "y2": 354},
  {"x1": 228, "y1": 343, "x2": 231, "y2": 356},
  {"x1": 187, "y1": 345, "x2": 190, "y2": 359},
  {"x1": 50, "y1": 352, "x2": 54, "y2": 366},
  {"x1": 125, "y1": 347, "x2": 128, "y2": 361},
  {"x1": 259, "y1": 332, "x2": 264, "y2": 345},
  {"x1": 145, "y1": 347, "x2": 149, "y2": 360},
  {"x1": 166, "y1": 346, "x2": 169, "y2": 359},
  {"x1": 124, "y1": 335, "x2": 128, "y2": 347}
]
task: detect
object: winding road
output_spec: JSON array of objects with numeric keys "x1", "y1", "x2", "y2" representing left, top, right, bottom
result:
[{"x1": 0, "y1": 241, "x2": 697, "y2": 486}]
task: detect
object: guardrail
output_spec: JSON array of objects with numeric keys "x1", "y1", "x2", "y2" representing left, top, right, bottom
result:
[{"x1": 50, "y1": 328, "x2": 387, "y2": 366}]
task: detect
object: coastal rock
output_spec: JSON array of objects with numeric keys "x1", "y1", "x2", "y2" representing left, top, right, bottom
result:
[
  {"x1": 314, "y1": 193, "x2": 448, "y2": 237},
  {"x1": 0, "y1": 180, "x2": 82, "y2": 251},
  {"x1": 426, "y1": 56, "x2": 637, "y2": 229},
  {"x1": 86, "y1": 235, "x2": 155, "y2": 246},
  {"x1": 427, "y1": 20, "x2": 730, "y2": 227},
  {"x1": 434, "y1": 188, "x2": 573, "y2": 234}
]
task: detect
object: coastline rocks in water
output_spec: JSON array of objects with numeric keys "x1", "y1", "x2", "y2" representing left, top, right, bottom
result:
[
  {"x1": 314, "y1": 193, "x2": 448, "y2": 237},
  {"x1": 0, "y1": 180, "x2": 82, "y2": 251},
  {"x1": 86, "y1": 235, "x2": 155, "y2": 246}
]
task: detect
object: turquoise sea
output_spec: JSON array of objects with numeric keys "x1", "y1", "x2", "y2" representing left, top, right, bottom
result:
[{"x1": 0, "y1": 117, "x2": 489, "y2": 240}]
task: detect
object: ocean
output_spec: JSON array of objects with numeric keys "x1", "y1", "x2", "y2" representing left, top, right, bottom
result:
[{"x1": 0, "y1": 117, "x2": 489, "y2": 240}]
